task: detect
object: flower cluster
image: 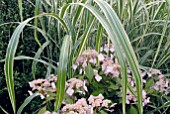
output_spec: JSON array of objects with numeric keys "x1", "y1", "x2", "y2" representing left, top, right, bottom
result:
[
  {"x1": 88, "y1": 94, "x2": 116, "y2": 109},
  {"x1": 66, "y1": 78, "x2": 88, "y2": 96},
  {"x1": 141, "y1": 68, "x2": 169, "y2": 94},
  {"x1": 88, "y1": 94, "x2": 104, "y2": 108},
  {"x1": 75, "y1": 49, "x2": 99, "y2": 69},
  {"x1": 100, "y1": 44, "x2": 115, "y2": 53},
  {"x1": 152, "y1": 75, "x2": 169, "y2": 94},
  {"x1": 61, "y1": 94, "x2": 116, "y2": 114},
  {"x1": 28, "y1": 74, "x2": 57, "y2": 99},
  {"x1": 27, "y1": 44, "x2": 170, "y2": 113},
  {"x1": 151, "y1": 74, "x2": 169, "y2": 94},
  {"x1": 72, "y1": 46, "x2": 121, "y2": 82},
  {"x1": 61, "y1": 98, "x2": 90, "y2": 114},
  {"x1": 101, "y1": 57, "x2": 121, "y2": 78},
  {"x1": 126, "y1": 68, "x2": 170, "y2": 106},
  {"x1": 126, "y1": 73, "x2": 150, "y2": 106},
  {"x1": 126, "y1": 88, "x2": 150, "y2": 106}
]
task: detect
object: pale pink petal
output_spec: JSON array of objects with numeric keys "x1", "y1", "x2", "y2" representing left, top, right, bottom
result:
[
  {"x1": 143, "y1": 97, "x2": 150, "y2": 106},
  {"x1": 83, "y1": 81, "x2": 88, "y2": 92},
  {"x1": 104, "y1": 45, "x2": 109, "y2": 53},
  {"x1": 82, "y1": 61, "x2": 87, "y2": 68},
  {"x1": 39, "y1": 93, "x2": 45, "y2": 99},
  {"x1": 29, "y1": 82, "x2": 35, "y2": 88},
  {"x1": 98, "y1": 94, "x2": 104, "y2": 100},
  {"x1": 95, "y1": 75, "x2": 102, "y2": 82},
  {"x1": 79, "y1": 68, "x2": 83, "y2": 74},
  {"x1": 28, "y1": 90, "x2": 33, "y2": 96},
  {"x1": 72, "y1": 64, "x2": 78, "y2": 70},
  {"x1": 93, "y1": 69, "x2": 98, "y2": 76},
  {"x1": 57, "y1": 62, "x2": 59, "y2": 66},
  {"x1": 105, "y1": 66, "x2": 113, "y2": 74},
  {"x1": 98, "y1": 54, "x2": 105, "y2": 62},
  {"x1": 51, "y1": 82, "x2": 56, "y2": 89},
  {"x1": 110, "y1": 46, "x2": 114, "y2": 52},
  {"x1": 100, "y1": 47, "x2": 103, "y2": 52},
  {"x1": 110, "y1": 54, "x2": 114, "y2": 59},
  {"x1": 66, "y1": 88, "x2": 74, "y2": 96},
  {"x1": 110, "y1": 103, "x2": 117, "y2": 107}
]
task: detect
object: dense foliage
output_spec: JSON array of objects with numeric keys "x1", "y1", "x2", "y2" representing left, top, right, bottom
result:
[{"x1": 0, "y1": 0, "x2": 170, "y2": 114}]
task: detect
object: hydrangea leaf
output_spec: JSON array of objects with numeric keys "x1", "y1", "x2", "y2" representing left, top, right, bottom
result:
[{"x1": 85, "y1": 64, "x2": 94, "y2": 82}]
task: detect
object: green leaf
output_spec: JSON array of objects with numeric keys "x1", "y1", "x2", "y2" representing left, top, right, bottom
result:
[
  {"x1": 146, "y1": 88, "x2": 155, "y2": 94},
  {"x1": 0, "y1": 55, "x2": 57, "y2": 70},
  {"x1": 146, "y1": 101, "x2": 170, "y2": 114},
  {"x1": 32, "y1": 41, "x2": 50, "y2": 79},
  {"x1": 92, "y1": 89, "x2": 104, "y2": 96},
  {"x1": 99, "y1": 110, "x2": 107, "y2": 114},
  {"x1": 91, "y1": 1, "x2": 143, "y2": 113},
  {"x1": 55, "y1": 35, "x2": 70, "y2": 111},
  {"x1": 76, "y1": 16, "x2": 95, "y2": 57},
  {"x1": 145, "y1": 79, "x2": 154, "y2": 90},
  {"x1": 152, "y1": 6, "x2": 170, "y2": 67},
  {"x1": 156, "y1": 53, "x2": 170, "y2": 68},
  {"x1": 17, "y1": 93, "x2": 39, "y2": 114},
  {"x1": 164, "y1": 101, "x2": 170, "y2": 107},
  {"x1": 4, "y1": 13, "x2": 68, "y2": 113},
  {"x1": 95, "y1": 24, "x2": 103, "y2": 52},
  {"x1": 130, "y1": 105, "x2": 138, "y2": 114},
  {"x1": 109, "y1": 84, "x2": 119, "y2": 90},
  {"x1": 0, "y1": 105, "x2": 9, "y2": 114},
  {"x1": 18, "y1": 0, "x2": 23, "y2": 21},
  {"x1": 85, "y1": 64, "x2": 94, "y2": 82},
  {"x1": 38, "y1": 106, "x2": 47, "y2": 114},
  {"x1": 34, "y1": 0, "x2": 42, "y2": 47},
  {"x1": 4, "y1": 18, "x2": 32, "y2": 114}
]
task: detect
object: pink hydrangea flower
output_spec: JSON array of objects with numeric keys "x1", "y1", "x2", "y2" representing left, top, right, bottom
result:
[
  {"x1": 66, "y1": 78, "x2": 88, "y2": 96},
  {"x1": 28, "y1": 75, "x2": 57, "y2": 99}
]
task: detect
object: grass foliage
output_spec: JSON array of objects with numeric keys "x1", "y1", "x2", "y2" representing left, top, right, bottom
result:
[{"x1": 1, "y1": 0, "x2": 170, "y2": 113}]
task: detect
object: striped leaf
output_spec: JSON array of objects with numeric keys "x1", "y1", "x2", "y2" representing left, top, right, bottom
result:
[
  {"x1": 4, "y1": 13, "x2": 68, "y2": 113},
  {"x1": 0, "y1": 105, "x2": 8, "y2": 114},
  {"x1": 4, "y1": 18, "x2": 32, "y2": 114},
  {"x1": 32, "y1": 41, "x2": 50, "y2": 79},
  {"x1": 55, "y1": 35, "x2": 70, "y2": 111},
  {"x1": 18, "y1": 0, "x2": 23, "y2": 21},
  {"x1": 34, "y1": 0, "x2": 42, "y2": 47},
  {"x1": 17, "y1": 93, "x2": 39, "y2": 114}
]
